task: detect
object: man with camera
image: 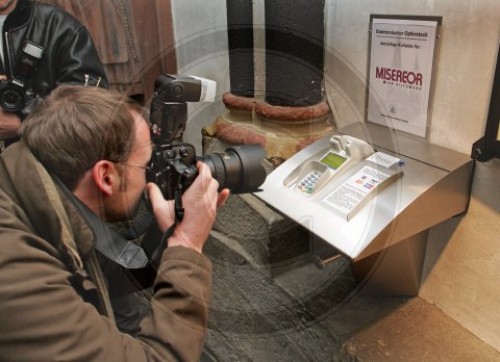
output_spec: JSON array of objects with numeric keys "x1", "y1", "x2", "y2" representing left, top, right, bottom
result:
[
  {"x1": 0, "y1": 0, "x2": 107, "y2": 152},
  {"x1": 0, "y1": 84, "x2": 230, "y2": 361}
]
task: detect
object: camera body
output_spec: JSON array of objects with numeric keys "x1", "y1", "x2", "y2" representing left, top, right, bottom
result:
[
  {"x1": 0, "y1": 77, "x2": 36, "y2": 114},
  {"x1": 147, "y1": 74, "x2": 267, "y2": 200},
  {"x1": 0, "y1": 41, "x2": 44, "y2": 115}
]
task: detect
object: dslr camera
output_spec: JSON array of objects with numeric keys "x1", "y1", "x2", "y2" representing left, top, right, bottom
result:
[
  {"x1": 0, "y1": 41, "x2": 44, "y2": 116},
  {"x1": 147, "y1": 74, "x2": 267, "y2": 202}
]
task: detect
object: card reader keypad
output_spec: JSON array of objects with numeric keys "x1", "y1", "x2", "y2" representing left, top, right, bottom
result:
[{"x1": 296, "y1": 170, "x2": 322, "y2": 194}]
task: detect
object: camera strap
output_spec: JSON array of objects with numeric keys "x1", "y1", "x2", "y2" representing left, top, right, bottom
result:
[
  {"x1": 75, "y1": 198, "x2": 151, "y2": 269},
  {"x1": 174, "y1": 182, "x2": 185, "y2": 221},
  {"x1": 55, "y1": 177, "x2": 152, "y2": 269},
  {"x1": 145, "y1": 221, "x2": 178, "y2": 267}
]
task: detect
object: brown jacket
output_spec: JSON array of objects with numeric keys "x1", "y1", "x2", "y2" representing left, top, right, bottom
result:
[{"x1": 0, "y1": 142, "x2": 212, "y2": 361}]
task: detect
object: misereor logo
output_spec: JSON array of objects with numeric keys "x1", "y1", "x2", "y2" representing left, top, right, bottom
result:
[{"x1": 375, "y1": 66, "x2": 423, "y2": 86}]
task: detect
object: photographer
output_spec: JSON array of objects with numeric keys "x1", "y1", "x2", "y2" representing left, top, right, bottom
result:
[
  {"x1": 0, "y1": 0, "x2": 107, "y2": 152},
  {"x1": 0, "y1": 85, "x2": 229, "y2": 361}
]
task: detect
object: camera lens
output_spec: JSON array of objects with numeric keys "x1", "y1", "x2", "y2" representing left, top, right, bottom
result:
[
  {"x1": 0, "y1": 86, "x2": 24, "y2": 112},
  {"x1": 200, "y1": 144, "x2": 267, "y2": 193}
]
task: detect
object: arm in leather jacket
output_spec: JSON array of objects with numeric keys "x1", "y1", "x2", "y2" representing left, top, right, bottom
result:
[{"x1": 52, "y1": 24, "x2": 109, "y2": 89}]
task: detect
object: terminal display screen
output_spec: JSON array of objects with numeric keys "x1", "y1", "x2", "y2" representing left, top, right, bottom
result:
[{"x1": 320, "y1": 152, "x2": 347, "y2": 170}]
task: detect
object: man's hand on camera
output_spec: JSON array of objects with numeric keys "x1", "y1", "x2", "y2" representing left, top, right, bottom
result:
[
  {"x1": 146, "y1": 161, "x2": 230, "y2": 254},
  {"x1": 146, "y1": 183, "x2": 176, "y2": 232}
]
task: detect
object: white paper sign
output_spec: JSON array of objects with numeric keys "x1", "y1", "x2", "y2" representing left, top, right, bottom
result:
[
  {"x1": 367, "y1": 17, "x2": 439, "y2": 138},
  {"x1": 323, "y1": 165, "x2": 395, "y2": 221}
]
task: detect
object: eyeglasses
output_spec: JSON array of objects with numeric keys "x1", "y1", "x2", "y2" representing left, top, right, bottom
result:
[{"x1": 112, "y1": 161, "x2": 152, "y2": 173}]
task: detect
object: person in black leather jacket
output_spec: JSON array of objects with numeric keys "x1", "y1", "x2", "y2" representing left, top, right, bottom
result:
[{"x1": 0, "y1": 0, "x2": 107, "y2": 151}]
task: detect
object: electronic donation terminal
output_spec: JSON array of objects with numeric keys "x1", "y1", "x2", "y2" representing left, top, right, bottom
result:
[
  {"x1": 284, "y1": 135, "x2": 377, "y2": 196},
  {"x1": 256, "y1": 121, "x2": 474, "y2": 295},
  {"x1": 256, "y1": 132, "x2": 404, "y2": 259}
]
